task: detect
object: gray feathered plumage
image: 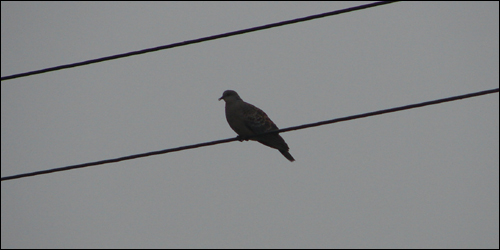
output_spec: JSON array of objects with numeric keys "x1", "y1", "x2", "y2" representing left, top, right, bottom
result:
[{"x1": 219, "y1": 90, "x2": 295, "y2": 162}]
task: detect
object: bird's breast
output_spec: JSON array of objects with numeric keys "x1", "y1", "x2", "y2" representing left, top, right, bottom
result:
[{"x1": 225, "y1": 106, "x2": 254, "y2": 137}]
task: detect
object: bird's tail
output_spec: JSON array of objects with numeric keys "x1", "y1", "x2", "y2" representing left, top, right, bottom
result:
[{"x1": 280, "y1": 150, "x2": 295, "y2": 162}]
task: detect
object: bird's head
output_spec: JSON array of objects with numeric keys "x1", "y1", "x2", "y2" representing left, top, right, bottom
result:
[{"x1": 219, "y1": 90, "x2": 242, "y2": 102}]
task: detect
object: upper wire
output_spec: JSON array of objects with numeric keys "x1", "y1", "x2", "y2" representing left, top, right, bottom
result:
[{"x1": 1, "y1": 1, "x2": 397, "y2": 81}]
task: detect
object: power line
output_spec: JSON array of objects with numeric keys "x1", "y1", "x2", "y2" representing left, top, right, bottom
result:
[
  {"x1": 1, "y1": 87, "x2": 497, "y2": 182},
  {"x1": 1, "y1": 1, "x2": 397, "y2": 81}
]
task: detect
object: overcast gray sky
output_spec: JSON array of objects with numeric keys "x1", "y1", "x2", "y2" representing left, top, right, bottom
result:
[{"x1": 1, "y1": 2, "x2": 499, "y2": 248}]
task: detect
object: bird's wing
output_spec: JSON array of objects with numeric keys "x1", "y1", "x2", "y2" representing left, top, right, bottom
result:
[{"x1": 240, "y1": 103, "x2": 279, "y2": 134}]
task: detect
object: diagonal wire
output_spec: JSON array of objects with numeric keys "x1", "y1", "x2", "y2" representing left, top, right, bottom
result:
[
  {"x1": 1, "y1": 1, "x2": 397, "y2": 81},
  {"x1": 1, "y1": 88, "x2": 497, "y2": 182}
]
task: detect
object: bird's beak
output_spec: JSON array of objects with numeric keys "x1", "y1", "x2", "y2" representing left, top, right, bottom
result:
[{"x1": 218, "y1": 96, "x2": 223, "y2": 101}]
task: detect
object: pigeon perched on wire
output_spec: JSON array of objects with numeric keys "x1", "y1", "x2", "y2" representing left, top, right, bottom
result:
[{"x1": 219, "y1": 90, "x2": 295, "y2": 162}]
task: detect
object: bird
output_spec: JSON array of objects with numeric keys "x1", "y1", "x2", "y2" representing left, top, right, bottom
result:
[{"x1": 218, "y1": 90, "x2": 295, "y2": 162}]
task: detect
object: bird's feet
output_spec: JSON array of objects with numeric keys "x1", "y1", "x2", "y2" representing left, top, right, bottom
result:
[{"x1": 236, "y1": 135, "x2": 249, "y2": 142}]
